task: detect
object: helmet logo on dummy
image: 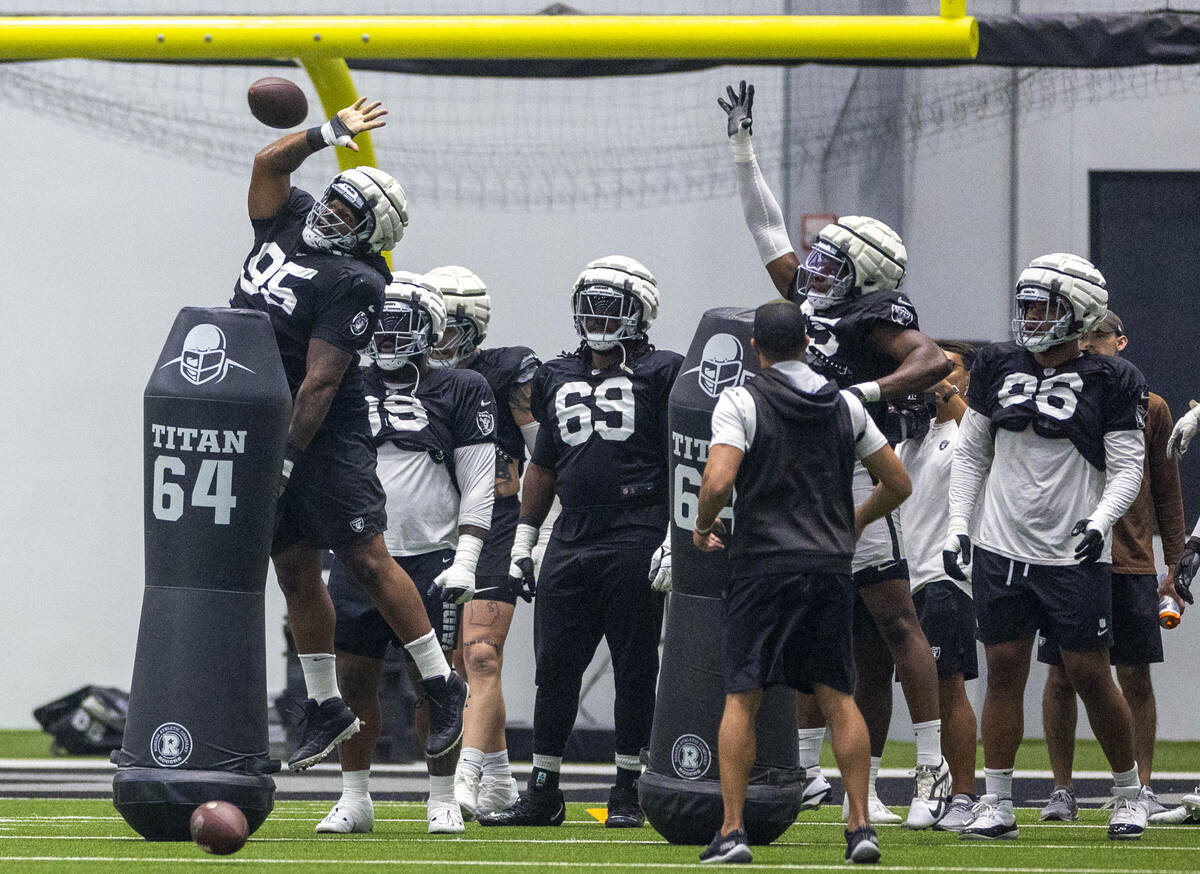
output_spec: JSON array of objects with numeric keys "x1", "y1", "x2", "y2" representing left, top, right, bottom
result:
[
  {"x1": 160, "y1": 324, "x2": 255, "y2": 386},
  {"x1": 685, "y1": 333, "x2": 746, "y2": 398},
  {"x1": 671, "y1": 733, "x2": 712, "y2": 780},
  {"x1": 150, "y1": 722, "x2": 193, "y2": 768}
]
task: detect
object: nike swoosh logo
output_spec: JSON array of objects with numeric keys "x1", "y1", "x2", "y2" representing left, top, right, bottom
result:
[
  {"x1": 443, "y1": 557, "x2": 453, "y2": 564},
  {"x1": 1098, "y1": 628, "x2": 1108, "y2": 636}
]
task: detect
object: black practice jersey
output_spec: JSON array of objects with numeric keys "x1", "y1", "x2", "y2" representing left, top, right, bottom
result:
[
  {"x1": 469, "y1": 346, "x2": 541, "y2": 466},
  {"x1": 231, "y1": 187, "x2": 391, "y2": 424},
  {"x1": 531, "y1": 345, "x2": 683, "y2": 543},
  {"x1": 792, "y1": 282, "x2": 920, "y2": 427},
  {"x1": 362, "y1": 365, "x2": 497, "y2": 460},
  {"x1": 967, "y1": 342, "x2": 1148, "y2": 471}
]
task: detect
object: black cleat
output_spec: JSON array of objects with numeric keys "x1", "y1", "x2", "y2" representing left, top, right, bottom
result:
[
  {"x1": 699, "y1": 828, "x2": 752, "y2": 864},
  {"x1": 287, "y1": 697, "x2": 360, "y2": 772},
  {"x1": 605, "y1": 786, "x2": 645, "y2": 828},
  {"x1": 422, "y1": 671, "x2": 468, "y2": 759},
  {"x1": 845, "y1": 825, "x2": 881, "y2": 864},
  {"x1": 478, "y1": 787, "x2": 565, "y2": 827}
]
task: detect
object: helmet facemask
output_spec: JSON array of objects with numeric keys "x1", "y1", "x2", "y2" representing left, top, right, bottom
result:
[
  {"x1": 573, "y1": 284, "x2": 643, "y2": 351},
  {"x1": 368, "y1": 301, "x2": 434, "y2": 371},
  {"x1": 1012, "y1": 285, "x2": 1079, "y2": 352},
  {"x1": 428, "y1": 314, "x2": 479, "y2": 369},
  {"x1": 798, "y1": 240, "x2": 856, "y2": 311},
  {"x1": 302, "y1": 180, "x2": 376, "y2": 254}
]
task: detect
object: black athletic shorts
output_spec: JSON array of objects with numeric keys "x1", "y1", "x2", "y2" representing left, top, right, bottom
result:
[
  {"x1": 722, "y1": 570, "x2": 855, "y2": 696},
  {"x1": 475, "y1": 494, "x2": 521, "y2": 605},
  {"x1": 1038, "y1": 572, "x2": 1163, "y2": 667},
  {"x1": 272, "y1": 420, "x2": 387, "y2": 556},
  {"x1": 330, "y1": 549, "x2": 460, "y2": 659},
  {"x1": 853, "y1": 559, "x2": 909, "y2": 590},
  {"x1": 972, "y1": 546, "x2": 1112, "y2": 652},
  {"x1": 908, "y1": 580, "x2": 978, "y2": 681}
]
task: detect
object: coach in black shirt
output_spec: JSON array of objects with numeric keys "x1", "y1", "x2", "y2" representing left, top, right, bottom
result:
[{"x1": 692, "y1": 300, "x2": 911, "y2": 866}]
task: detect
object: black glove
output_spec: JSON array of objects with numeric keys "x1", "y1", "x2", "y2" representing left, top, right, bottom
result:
[
  {"x1": 1071, "y1": 519, "x2": 1104, "y2": 565},
  {"x1": 717, "y1": 80, "x2": 754, "y2": 139},
  {"x1": 942, "y1": 533, "x2": 971, "y2": 582},
  {"x1": 509, "y1": 556, "x2": 536, "y2": 604},
  {"x1": 1175, "y1": 537, "x2": 1200, "y2": 605}
]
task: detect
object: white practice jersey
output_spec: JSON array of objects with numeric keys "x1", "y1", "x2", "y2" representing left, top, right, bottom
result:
[{"x1": 897, "y1": 418, "x2": 971, "y2": 595}]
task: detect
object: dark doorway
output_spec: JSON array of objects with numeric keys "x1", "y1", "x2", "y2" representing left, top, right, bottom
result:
[{"x1": 1091, "y1": 170, "x2": 1200, "y2": 527}]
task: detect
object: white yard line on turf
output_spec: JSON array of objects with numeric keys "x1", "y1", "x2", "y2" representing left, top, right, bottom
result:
[{"x1": 0, "y1": 859, "x2": 1192, "y2": 873}]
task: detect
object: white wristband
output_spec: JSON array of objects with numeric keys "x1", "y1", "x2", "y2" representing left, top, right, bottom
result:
[
  {"x1": 851, "y1": 381, "x2": 882, "y2": 403},
  {"x1": 511, "y1": 522, "x2": 538, "y2": 558},
  {"x1": 730, "y1": 130, "x2": 755, "y2": 164},
  {"x1": 453, "y1": 533, "x2": 484, "y2": 574}
]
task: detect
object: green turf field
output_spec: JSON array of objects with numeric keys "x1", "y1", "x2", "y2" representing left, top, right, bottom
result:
[{"x1": 1, "y1": 798, "x2": 1199, "y2": 873}]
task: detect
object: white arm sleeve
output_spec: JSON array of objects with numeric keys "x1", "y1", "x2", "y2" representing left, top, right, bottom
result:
[
  {"x1": 734, "y1": 154, "x2": 794, "y2": 266},
  {"x1": 519, "y1": 420, "x2": 540, "y2": 457},
  {"x1": 947, "y1": 407, "x2": 995, "y2": 536},
  {"x1": 453, "y1": 443, "x2": 496, "y2": 531},
  {"x1": 1090, "y1": 429, "x2": 1146, "y2": 534}
]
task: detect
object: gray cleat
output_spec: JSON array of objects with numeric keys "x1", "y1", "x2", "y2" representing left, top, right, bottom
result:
[{"x1": 1039, "y1": 786, "x2": 1078, "y2": 822}]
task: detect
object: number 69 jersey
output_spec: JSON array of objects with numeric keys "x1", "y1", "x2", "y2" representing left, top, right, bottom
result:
[
  {"x1": 964, "y1": 341, "x2": 1148, "y2": 564},
  {"x1": 530, "y1": 347, "x2": 684, "y2": 544}
]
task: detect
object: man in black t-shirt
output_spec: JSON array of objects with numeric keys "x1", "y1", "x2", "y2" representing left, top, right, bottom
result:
[{"x1": 231, "y1": 97, "x2": 466, "y2": 774}]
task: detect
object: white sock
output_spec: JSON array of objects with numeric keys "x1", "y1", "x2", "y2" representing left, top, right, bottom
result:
[
  {"x1": 1113, "y1": 764, "x2": 1140, "y2": 798},
  {"x1": 299, "y1": 653, "x2": 339, "y2": 703},
  {"x1": 342, "y1": 769, "x2": 370, "y2": 800},
  {"x1": 458, "y1": 747, "x2": 484, "y2": 779},
  {"x1": 869, "y1": 756, "x2": 882, "y2": 800},
  {"x1": 532, "y1": 754, "x2": 562, "y2": 773},
  {"x1": 429, "y1": 774, "x2": 455, "y2": 803},
  {"x1": 404, "y1": 630, "x2": 452, "y2": 680},
  {"x1": 482, "y1": 749, "x2": 512, "y2": 781},
  {"x1": 913, "y1": 718, "x2": 942, "y2": 767},
  {"x1": 797, "y1": 727, "x2": 825, "y2": 773},
  {"x1": 984, "y1": 767, "x2": 1013, "y2": 802}
]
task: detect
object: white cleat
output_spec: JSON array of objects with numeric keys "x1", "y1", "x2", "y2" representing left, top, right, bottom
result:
[
  {"x1": 316, "y1": 796, "x2": 374, "y2": 834},
  {"x1": 455, "y1": 769, "x2": 482, "y2": 821},
  {"x1": 905, "y1": 758, "x2": 951, "y2": 829},
  {"x1": 800, "y1": 773, "x2": 832, "y2": 810},
  {"x1": 1105, "y1": 789, "x2": 1148, "y2": 841},
  {"x1": 428, "y1": 799, "x2": 466, "y2": 834},
  {"x1": 1149, "y1": 785, "x2": 1200, "y2": 824},
  {"x1": 959, "y1": 794, "x2": 1018, "y2": 840},
  {"x1": 476, "y1": 775, "x2": 521, "y2": 817},
  {"x1": 843, "y1": 792, "x2": 903, "y2": 824}
]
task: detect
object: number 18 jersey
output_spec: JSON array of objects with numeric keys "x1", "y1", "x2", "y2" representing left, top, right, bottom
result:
[{"x1": 530, "y1": 346, "x2": 683, "y2": 544}]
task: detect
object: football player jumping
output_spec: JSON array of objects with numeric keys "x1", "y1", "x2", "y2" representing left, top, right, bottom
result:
[
  {"x1": 719, "y1": 81, "x2": 952, "y2": 827},
  {"x1": 946, "y1": 254, "x2": 1150, "y2": 841},
  {"x1": 423, "y1": 265, "x2": 542, "y2": 821},
  {"x1": 479, "y1": 257, "x2": 682, "y2": 828},
  {"x1": 232, "y1": 98, "x2": 466, "y2": 773},
  {"x1": 316, "y1": 274, "x2": 498, "y2": 836}
]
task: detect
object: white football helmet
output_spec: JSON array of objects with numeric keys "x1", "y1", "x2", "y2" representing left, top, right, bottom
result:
[
  {"x1": 368, "y1": 271, "x2": 447, "y2": 370},
  {"x1": 303, "y1": 166, "x2": 409, "y2": 255},
  {"x1": 426, "y1": 265, "x2": 491, "y2": 368},
  {"x1": 1012, "y1": 253, "x2": 1107, "y2": 352},
  {"x1": 572, "y1": 255, "x2": 660, "y2": 351},
  {"x1": 797, "y1": 215, "x2": 907, "y2": 311}
]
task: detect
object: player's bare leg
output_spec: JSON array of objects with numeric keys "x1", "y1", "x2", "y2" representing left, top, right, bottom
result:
[
  {"x1": 938, "y1": 674, "x2": 977, "y2": 798},
  {"x1": 852, "y1": 630, "x2": 895, "y2": 759},
  {"x1": 316, "y1": 652, "x2": 382, "y2": 834},
  {"x1": 1042, "y1": 665, "x2": 1078, "y2": 791},
  {"x1": 981, "y1": 637, "x2": 1033, "y2": 771},
  {"x1": 1116, "y1": 664, "x2": 1156, "y2": 786},
  {"x1": 406, "y1": 661, "x2": 465, "y2": 833},
  {"x1": 273, "y1": 543, "x2": 361, "y2": 770},
  {"x1": 1059, "y1": 649, "x2": 1136, "y2": 772},
  {"x1": 815, "y1": 683, "x2": 871, "y2": 833},
  {"x1": 718, "y1": 690, "x2": 762, "y2": 835},
  {"x1": 338, "y1": 534, "x2": 434, "y2": 643},
  {"x1": 857, "y1": 579, "x2": 939, "y2": 721}
]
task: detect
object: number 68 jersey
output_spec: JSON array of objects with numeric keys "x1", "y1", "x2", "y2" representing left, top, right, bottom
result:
[
  {"x1": 530, "y1": 346, "x2": 683, "y2": 545},
  {"x1": 964, "y1": 341, "x2": 1148, "y2": 564}
]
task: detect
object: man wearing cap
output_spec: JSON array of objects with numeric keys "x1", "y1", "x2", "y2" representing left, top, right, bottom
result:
[{"x1": 1038, "y1": 310, "x2": 1186, "y2": 823}]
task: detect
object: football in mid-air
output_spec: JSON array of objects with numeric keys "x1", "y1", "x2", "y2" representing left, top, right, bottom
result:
[
  {"x1": 247, "y1": 77, "x2": 308, "y2": 128},
  {"x1": 189, "y1": 800, "x2": 248, "y2": 855}
]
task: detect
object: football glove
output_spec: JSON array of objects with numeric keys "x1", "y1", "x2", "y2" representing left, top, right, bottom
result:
[
  {"x1": 942, "y1": 531, "x2": 971, "y2": 582},
  {"x1": 508, "y1": 522, "x2": 539, "y2": 602},
  {"x1": 1167, "y1": 400, "x2": 1200, "y2": 461},
  {"x1": 431, "y1": 534, "x2": 482, "y2": 605},
  {"x1": 718, "y1": 80, "x2": 754, "y2": 141},
  {"x1": 1175, "y1": 537, "x2": 1200, "y2": 606},
  {"x1": 649, "y1": 537, "x2": 672, "y2": 593},
  {"x1": 1071, "y1": 518, "x2": 1105, "y2": 565}
]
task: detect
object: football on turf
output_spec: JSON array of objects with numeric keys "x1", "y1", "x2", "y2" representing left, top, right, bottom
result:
[
  {"x1": 247, "y1": 77, "x2": 308, "y2": 128},
  {"x1": 190, "y1": 800, "x2": 248, "y2": 855}
]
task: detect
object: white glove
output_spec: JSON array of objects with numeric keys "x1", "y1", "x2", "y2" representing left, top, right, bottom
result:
[
  {"x1": 1167, "y1": 400, "x2": 1200, "y2": 461},
  {"x1": 508, "y1": 522, "x2": 539, "y2": 598},
  {"x1": 649, "y1": 537, "x2": 672, "y2": 593},
  {"x1": 432, "y1": 534, "x2": 482, "y2": 605}
]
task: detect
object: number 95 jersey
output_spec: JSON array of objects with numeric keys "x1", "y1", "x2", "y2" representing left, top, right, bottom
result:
[{"x1": 530, "y1": 347, "x2": 684, "y2": 544}]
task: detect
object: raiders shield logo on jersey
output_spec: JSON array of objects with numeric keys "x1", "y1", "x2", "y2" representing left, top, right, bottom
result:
[{"x1": 477, "y1": 409, "x2": 495, "y2": 435}]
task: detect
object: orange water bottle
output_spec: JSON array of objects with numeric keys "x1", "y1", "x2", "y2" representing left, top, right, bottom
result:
[{"x1": 1159, "y1": 596, "x2": 1182, "y2": 629}]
